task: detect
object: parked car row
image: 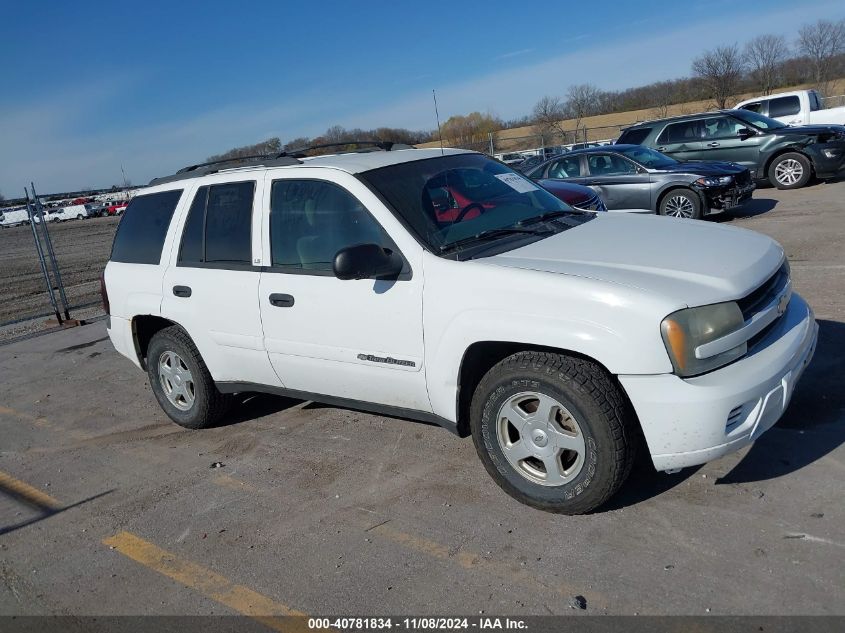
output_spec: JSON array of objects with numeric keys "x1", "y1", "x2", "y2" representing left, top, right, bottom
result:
[
  {"x1": 0, "y1": 201, "x2": 128, "y2": 227},
  {"x1": 616, "y1": 108, "x2": 845, "y2": 190}
]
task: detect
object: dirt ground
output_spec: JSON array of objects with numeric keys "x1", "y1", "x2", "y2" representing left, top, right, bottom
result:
[
  {"x1": 0, "y1": 216, "x2": 119, "y2": 325},
  {"x1": 0, "y1": 180, "x2": 843, "y2": 621}
]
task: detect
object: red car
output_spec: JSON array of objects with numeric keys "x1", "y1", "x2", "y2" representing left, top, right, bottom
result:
[
  {"x1": 535, "y1": 179, "x2": 607, "y2": 212},
  {"x1": 105, "y1": 201, "x2": 128, "y2": 216}
]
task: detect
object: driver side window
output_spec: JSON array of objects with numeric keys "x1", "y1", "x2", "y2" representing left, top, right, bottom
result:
[
  {"x1": 587, "y1": 154, "x2": 637, "y2": 176},
  {"x1": 548, "y1": 156, "x2": 581, "y2": 178},
  {"x1": 269, "y1": 180, "x2": 392, "y2": 273}
]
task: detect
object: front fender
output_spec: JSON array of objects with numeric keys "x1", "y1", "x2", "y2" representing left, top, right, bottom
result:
[{"x1": 421, "y1": 254, "x2": 676, "y2": 422}]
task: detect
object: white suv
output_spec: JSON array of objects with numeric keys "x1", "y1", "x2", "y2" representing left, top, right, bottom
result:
[{"x1": 104, "y1": 144, "x2": 818, "y2": 514}]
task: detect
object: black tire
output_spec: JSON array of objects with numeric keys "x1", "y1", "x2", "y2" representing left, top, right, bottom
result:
[
  {"x1": 768, "y1": 152, "x2": 812, "y2": 190},
  {"x1": 146, "y1": 326, "x2": 232, "y2": 429},
  {"x1": 470, "y1": 351, "x2": 636, "y2": 514},
  {"x1": 658, "y1": 188, "x2": 702, "y2": 219}
]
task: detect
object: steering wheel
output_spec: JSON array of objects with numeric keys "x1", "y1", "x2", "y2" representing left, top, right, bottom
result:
[{"x1": 454, "y1": 202, "x2": 486, "y2": 223}]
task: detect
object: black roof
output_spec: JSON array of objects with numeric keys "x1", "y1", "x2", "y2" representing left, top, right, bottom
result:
[{"x1": 624, "y1": 109, "x2": 738, "y2": 129}]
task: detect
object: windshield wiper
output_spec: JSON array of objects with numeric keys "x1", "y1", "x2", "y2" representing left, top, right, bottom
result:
[
  {"x1": 517, "y1": 209, "x2": 578, "y2": 226},
  {"x1": 438, "y1": 226, "x2": 552, "y2": 254}
]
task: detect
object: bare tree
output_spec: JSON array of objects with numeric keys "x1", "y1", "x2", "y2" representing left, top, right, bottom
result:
[
  {"x1": 207, "y1": 137, "x2": 282, "y2": 162},
  {"x1": 532, "y1": 95, "x2": 567, "y2": 139},
  {"x1": 744, "y1": 34, "x2": 789, "y2": 95},
  {"x1": 798, "y1": 18, "x2": 845, "y2": 94},
  {"x1": 692, "y1": 44, "x2": 745, "y2": 108},
  {"x1": 564, "y1": 84, "x2": 602, "y2": 134}
]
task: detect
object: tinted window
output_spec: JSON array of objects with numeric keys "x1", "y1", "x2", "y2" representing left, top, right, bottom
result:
[
  {"x1": 206, "y1": 182, "x2": 254, "y2": 262},
  {"x1": 657, "y1": 120, "x2": 702, "y2": 144},
  {"x1": 701, "y1": 116, "x2": 745, "y2": 140},
  {"x1": 616, "y1": 127, "x2": 652, "y2": 145},
  {"x1": 270, "y1": 180, "x2": 388, "y2": 271},
  {"x1": 547, "y1": 156, "x2": 582, "y2": 178},
  {"x1": 177, "y1": 182, "x2": 254, "y2": 265},
  {"x1": 111, "y1": 189, "x2": 183, "y2": 264},
  {"x1": 768, "y1": 96, "x2": 800, "y2": 118},
  {"x1": 587, "y1": 153, "x2": 637, "y2": 176},
  {"x1": 178, "y1": 187, "x2": 207, "y2": 263}
]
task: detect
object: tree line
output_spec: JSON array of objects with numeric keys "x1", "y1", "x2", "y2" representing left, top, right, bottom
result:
[{"x1": 209, "y1": 18, "x2": 845, "y2": 160}]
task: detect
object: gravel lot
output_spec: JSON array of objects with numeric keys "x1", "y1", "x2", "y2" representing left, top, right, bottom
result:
[
  {"x1": 0, "y1": 182, "x2": 843, "y2": 620},
  {"x1": 0, "y1": 216, "x2": 118, "y2": 325}
]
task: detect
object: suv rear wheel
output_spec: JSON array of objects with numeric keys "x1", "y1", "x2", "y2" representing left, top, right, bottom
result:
[
  {"x1": 769, "y1": 152, "x2": 811, "y2": 190},
  {"x1": 147, "y1": 326, "x2": 232, "y2": 429},
  {"x1": 470, "y1": 351, "x2": 636, "y2": 514}
]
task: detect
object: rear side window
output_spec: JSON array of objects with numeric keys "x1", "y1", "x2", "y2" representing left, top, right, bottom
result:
[
  {"x1": 768, "y1": 96, "x2": 800, "y2": 118},
  {"x1": 110, "y1": 190, "x2": 183, "y2": 264},
  {"x1": 657, "y1": 121, "x2": 701, "y2": 144},
  {"x1": 178, "y1": 181, "x2": 255, "y2": 266},
  {"x1": 616, "y1": 127, "x2": 651, "y2": 145}
]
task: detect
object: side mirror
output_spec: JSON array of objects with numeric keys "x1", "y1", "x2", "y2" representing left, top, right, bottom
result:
[
  {"x1": 737, "y1": 127, "x2": 756, "y2": 140},
  {"x1": 333, "y1": 243, "x2": 403, "y2": 281}
]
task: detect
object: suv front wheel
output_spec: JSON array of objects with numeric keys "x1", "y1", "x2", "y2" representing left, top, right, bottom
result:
[
  {"x1": 769, "y1": 152, "x2": 811, "y2": 190},
  {"x1": 470, "y1": 351, "x2": 636, "y2": 514},
  {"x1": 147, "y1": 326, "x2": 232, "y2": 429}
]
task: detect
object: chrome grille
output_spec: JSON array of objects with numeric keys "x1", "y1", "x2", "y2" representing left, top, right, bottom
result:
[{"x1": 572, "y1": 193, "x2": 606, "y2": 212}]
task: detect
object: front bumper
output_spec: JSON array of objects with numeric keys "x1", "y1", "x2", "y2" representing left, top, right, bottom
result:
[
  {"x1": 806, "y1": 141, "x2": 845, "y2": 178},
  {"x1": 698, "y1": 181, "x2": 756, "y2": 213},
  {"x1": 619, "y1": 293, "x2": 817, "y2": 472}
]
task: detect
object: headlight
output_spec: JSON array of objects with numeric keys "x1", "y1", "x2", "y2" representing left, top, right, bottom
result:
[
  {"x1": 660, "y1": 302, "x2": 746, "y2": 377},
  {"x1": 694, "y1": 175, "x2": 733, "y2": 187}
]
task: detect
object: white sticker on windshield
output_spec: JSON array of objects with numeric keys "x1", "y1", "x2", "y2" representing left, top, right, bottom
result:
[{"x1": 494, "y1": 173, "x2": 540, "y2": 194}]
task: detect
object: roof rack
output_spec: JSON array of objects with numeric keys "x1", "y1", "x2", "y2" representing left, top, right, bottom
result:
[
  {"x1": 283, "y1": 140, "x2": 415, "y2": 157},
  {"x1": 148, "y1": 140, "x2": 416, "y2": 186}
]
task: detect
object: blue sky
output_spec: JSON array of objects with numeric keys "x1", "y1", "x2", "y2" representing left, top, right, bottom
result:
[{"x1": 1, "y1": 0, "x2": 843, "y2": 193}]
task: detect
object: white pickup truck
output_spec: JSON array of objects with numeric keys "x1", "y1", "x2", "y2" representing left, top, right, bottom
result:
[
  {"x1": 736, "y1": 89, "x2": 845, "y2": 126},
  {"x1": 103, "y1": 145, "x2": 817, "y2": 514}
]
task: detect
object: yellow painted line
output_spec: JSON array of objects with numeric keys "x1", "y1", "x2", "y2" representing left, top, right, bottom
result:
[
  {"x1": 371, "y1": 522, "x2": 608, "y2": 607},
  {"x1": 0, "y1": 469, "x2": 60, "y2": 511},
  {"x1": 103, "y1": 531, "x2": 309, "y2": 632}
]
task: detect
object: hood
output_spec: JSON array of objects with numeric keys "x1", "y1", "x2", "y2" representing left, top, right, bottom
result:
[
  {"x1": 772, "y1": 124, "x2": 845, "y2": 136},
  {"x1": 536, "y1": 179, "x2": 595, "y2": 203},
  {"x1": 654, "y1": 161, "x2": 746, "y2": 176},
  {"x1": 481, "y1": 214, "x2": 783, "y2": 307}
]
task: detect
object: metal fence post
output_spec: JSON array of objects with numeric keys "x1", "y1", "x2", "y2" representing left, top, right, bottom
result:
[
  {"x1": 25, "y1": 192, "x2": 63, "y2": 324},
  {"x1": 30, "y1": 183, "x2": 70, "y2": 320}
]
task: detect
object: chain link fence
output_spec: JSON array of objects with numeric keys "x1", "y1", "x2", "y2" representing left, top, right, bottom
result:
[{"x1": 0, "y1": 189, "x2": 119, "y2": 332}]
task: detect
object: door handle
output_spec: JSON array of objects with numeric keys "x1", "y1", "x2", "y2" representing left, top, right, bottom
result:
[
  {"x1": 172, "y1": 285, "x2": 191, "y2": 298},
  {"x1": 707, "y1": 142, "x2": 720, "y2": 148},
  {"x1": 657, "y1": 146, "x2": 667, "y2": 152},
  {"x1": 269, "y1": 293, "x2": 295, "y2": 308}
]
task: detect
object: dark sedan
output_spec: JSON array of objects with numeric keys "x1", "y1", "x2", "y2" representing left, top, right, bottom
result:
[{"x1": 524, "y1": 145, "x2": 755, "y2": 219}]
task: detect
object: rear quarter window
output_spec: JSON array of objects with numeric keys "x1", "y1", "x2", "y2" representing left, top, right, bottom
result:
[
  {"x1": 616, "y1": 127, "x2": 652, "y2": 145},
  {"x1": 768, "y1": 96, "x2": 800, "y2": 118},
  {"x1": 110, "y1": 189, "x2": 183, "y2": 264}
]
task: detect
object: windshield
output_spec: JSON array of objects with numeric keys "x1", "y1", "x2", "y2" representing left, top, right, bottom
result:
[
  {"x1": 360, "y1": 153, "x2": 582, "y2": 253},
  {"x1": 730, "y1": 109, "x2": 787, "y2": 130},
  {"x1": 616, "y1": 146, "x2": 677, "y2": 168}
]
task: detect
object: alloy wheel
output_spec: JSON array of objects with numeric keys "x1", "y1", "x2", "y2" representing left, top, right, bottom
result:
[
  {"x1": 158, "y1": 351, "x2": 195, "y2": 411},
  {"x1": 774, "y1": 159, "x2": 803, "y2": 186},
  {"x1": 664, "y1": 195, "x2": 695, "y2": 218},
  {"x1": 496, "y1": 392, "x2": 586, "y2": 486}
]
